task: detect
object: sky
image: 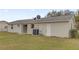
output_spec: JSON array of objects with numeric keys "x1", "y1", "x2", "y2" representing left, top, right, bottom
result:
[
  {"x1": 0, "y1": 9, "x2": 53, "y2": 22},
  {"x1": 0, "y1": 9, "x2": 77, "y2": 22}
]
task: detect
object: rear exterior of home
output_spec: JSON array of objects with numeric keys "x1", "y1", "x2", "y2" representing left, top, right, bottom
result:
[{"x1": 6, "y1": 15, "x2": 76, "y2": 38}]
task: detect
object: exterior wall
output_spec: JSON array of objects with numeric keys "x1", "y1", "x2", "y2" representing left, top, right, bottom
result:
[
  {"x1": 34, "y1": 23, "x2": 47, "y2": 35},
  {"x1": 50, "y1": 22, "x2": 71, "y2": 37},
  {"x1": 27, "y1": 24, "x2": 32, "y2": 34},
  {"x1": 46, "y1": 24, "x2": 51, "y2": 36},
  {"x1": 69, "y1": 16, "x2": 76, "y2": 29},
  {"x1": 8, "y1": 24, "x2": 22, "y2": 34},
  {"x1": 8, "y1": 24, "x2": 47, "y2": 35},
  {"x1": 23, "y1": 22, "x2": 72, "y2": 37},
  {"x1": 33, "y1": 22, "x2": 71, "y2": 37},
  {"x1": 0, "y1": 22, "x2": 8, "y2": 31},
  {"x1": 8, "y1": 25, "x2": 13, "y2": 32},
  {"x1": 34, "y1": 22, "x2": 71, "y2": 37},
  {"x1": 22, "y1": 23, "x2": 47, "y2": 35}
]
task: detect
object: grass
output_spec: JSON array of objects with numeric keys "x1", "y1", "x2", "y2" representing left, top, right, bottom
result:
[{"x1": 0, "y1": 32, "x2": 79, "y2": 50}]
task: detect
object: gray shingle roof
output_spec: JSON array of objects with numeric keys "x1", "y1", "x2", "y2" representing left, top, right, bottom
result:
[
  {"x1": 10, "y1": 15, "x2": 74, "y2": 24},
  {"x1": 0, "y1": 21, "x2": 9, "y2": 24}
]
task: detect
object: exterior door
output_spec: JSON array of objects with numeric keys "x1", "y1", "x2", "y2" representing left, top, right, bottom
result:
[{"x1": 23, "y1": 25, "x2": 27, "y2": 33}]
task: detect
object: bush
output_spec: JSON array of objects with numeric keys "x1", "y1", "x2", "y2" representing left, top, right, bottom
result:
[
  {"x1": 75, "y1": 16, "x2": 79, "y2": 22},
  {"x1": 69, "y1": 29, "x2": 78, "y2": 38}
]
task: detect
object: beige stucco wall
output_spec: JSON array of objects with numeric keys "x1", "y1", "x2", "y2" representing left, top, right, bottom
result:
[
  {"x1": 50, "y1": 22, "x2": 71, "y2": 37},
  {"x1": 24, "y1": 22, "x2": 72, "y2": 37},
  {"x1": 8, "y1": 24, "x2": 22, "y2": 34},
  {"x1": 33, "y1": 22, "x2": 71, "y2": 37},
  {"x1": 33, "y1": 23, "x2": 47, "y2": 35},
  {"x1": 21, "y1": 23, "x2": 47, "y2": 36},
  {"x1": 0, "y1": 22, "x2": 8, "y2": 31},
  {"x1": 27, "y1": 24, "x2": 32, "y2": 34},
  {"x1": 69, "y1": 16, "x2": 76, "y2": 29},
  {"x1": 32, "y1": 22, "x2": 73, "y2": 37}
]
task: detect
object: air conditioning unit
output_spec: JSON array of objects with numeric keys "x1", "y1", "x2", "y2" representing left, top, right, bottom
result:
[{"x1": 33, "y1": 29, "x2": 39, "y2": 35}]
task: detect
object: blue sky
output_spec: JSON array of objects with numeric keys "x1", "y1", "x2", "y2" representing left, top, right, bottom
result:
[
  {"x1": 0, "y1": 9, "x2": 53, "y2": 22},
  {"x1": 0, "y1": 9, "x2": 77, "y2": 22}
]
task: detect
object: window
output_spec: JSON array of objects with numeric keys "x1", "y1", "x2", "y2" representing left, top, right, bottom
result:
[
  {"x1": 24, "y1": 25, "x2": 27, "y2": 27},
  {"x1": 4, "y1": 26, "x2": 8, "y2": 29},
  {"x1": 31, "y1": 24, "x2": 34, "y2": 28},
  {"x1": 11, "y1": 24, "x2": 13, "y2": 29}
]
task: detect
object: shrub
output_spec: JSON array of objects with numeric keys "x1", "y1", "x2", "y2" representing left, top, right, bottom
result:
[{"x1": 69, "y1": 29, "x2": 78, "y2": 38}]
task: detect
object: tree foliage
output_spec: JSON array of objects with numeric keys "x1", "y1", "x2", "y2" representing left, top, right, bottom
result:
[
  {"x1": 46, "y1": 10, "x2": 74, "y2": 17},
  {"x1": 75, "y1": 16, "x2": 79, "y2": 30},
  {"x1": 75, "y1": 16, "x2": 79, "y2": 22},
  {"x1": 47, "y1": 12, "x2": 52, "y2": 17},
  {"x1": 69, "y1": 29, "x2": 78, "y2": 38}
]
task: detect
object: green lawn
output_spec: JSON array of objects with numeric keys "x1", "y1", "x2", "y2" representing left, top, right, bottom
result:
[{"x1": 0, "y1": 32, "x2": 79, "y2": 50}]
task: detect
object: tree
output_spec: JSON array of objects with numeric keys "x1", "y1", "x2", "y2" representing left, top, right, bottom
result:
[
  {"x1": 47, "y1": 10, "x2": 63, "y2": 17},
  {"x1": 69, "y1": 29, "x2": 77, "y2": 38},
  {"x1": 46, "y1": 10, "x2": 74, "y2": 17},
  {"x1": 75, "y1": 16, "x2": 79, "y2": 30},
  {"x1": 64, "y1": 10, "x2": 71, "y2": 15},
  {"x1": 75, "y1": 10, "x2": 79, "y2": 16},
  {"x1": 56, "y1": 11, "x2": 62, "y2": 16},
  {"x1": 47, "y1": 12, "x2": 52, "y2": 17},
  {"x1": 51, "y1": 10, "x2": 56, "y2": 16},
  {"x1": 75, "y1": 16, "x2": 79, "y2": 22}
]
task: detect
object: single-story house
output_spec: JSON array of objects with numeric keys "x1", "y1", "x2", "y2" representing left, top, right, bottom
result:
[{"x1": 7, "y1": 15, "x2": 76, "y2": 38}]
